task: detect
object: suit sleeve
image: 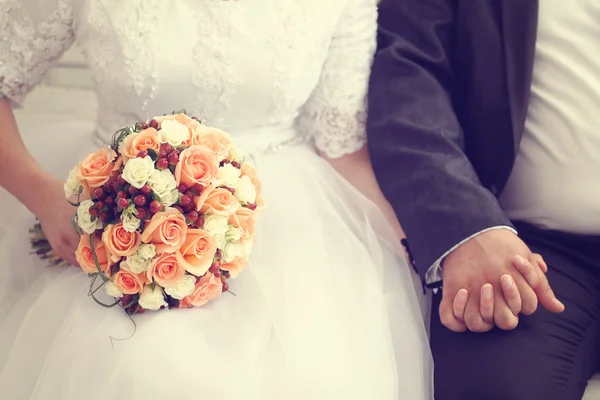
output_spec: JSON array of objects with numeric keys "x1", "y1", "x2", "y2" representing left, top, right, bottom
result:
[{"x1": 367, "y1": 0, "x2": 513, "y2": 283}]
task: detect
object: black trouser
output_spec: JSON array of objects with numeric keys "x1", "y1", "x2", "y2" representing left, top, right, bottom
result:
[{"x1": 431, "y1": 222, "x2": 600, "y2": 400}]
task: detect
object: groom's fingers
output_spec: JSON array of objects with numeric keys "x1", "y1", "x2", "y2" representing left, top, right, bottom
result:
[
  {"x1": 452, "y1": 289, "x2": 468, "y2": 322},
  {"x1": 440, "y1": 294, "x2": 467, "y2": 332},
  {"x1": 535, "y1": 268, "x2": 566, "y2": 313},
  {"x1": 494, "y1": 290, "x2": 519, "y2": 331},
  {"x1": 512, "y1": 255, "x2": 540, "y2": 289}
]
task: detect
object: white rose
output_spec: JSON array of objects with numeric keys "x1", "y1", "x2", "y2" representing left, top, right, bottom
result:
[
  {"x1": 123, "y1": 255, "x2": 152, "y2": 274},
  {"x1": 64, "y1": 166, "x2": 82, "y2": 198},
  {"x1": 215, "y1": 233, "x2": 227, "y2": 250},
  {"x1": 228, "y1": 147, "x2": 244, "y2": 162},
  {"x1": 76, "y1": 200, "x2": 102, "y2": 234},
  {"x1": 138, "y1": 285, "x2": 168, "y2": 311},
  {"x1": 223, "y1": 242, "x2": 245, "y2": 263},
  {"x1": 164, "y1": 275, "x2": 196, "y2": 300},
  {"x1": 158, "y1": 120, "x2": 190, "y2": 147},
  {"x1": 161, "y1": 189, "x2": 180, "y2": 207},
  {"x1": 218, "y1": 163, "x2": 241, "y2": 187},
  {"x1": 121, "y1": 211, "x2": 141, "y2": 232},
  {"x1": 147, "y1": 169, "x2": 178, "y2": 206},
  {"x1": 234, "y1": 175, "x2": 257, "y2": 205},
  {"x1": 226, "y1": 225, "x2": 242, "y2": 243},
  {"x1": 137, "y1": 243, "x2": 157, "y2": 260},
  {"x1": 203, "y1": 215, "x2": 229, "y2": 236},
  {"x1": 121, "y1": 156, "x2": 155, "y2": 189},
  {"x1": 104, "y1": 281, "x2": 123, "y2": 298}
]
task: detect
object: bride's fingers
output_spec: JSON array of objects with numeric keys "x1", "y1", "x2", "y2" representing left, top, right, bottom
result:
[
  {"x1": 452, "y1": 289, "x2": 468, "y2": 322},
  {"x1": 500, "y1": 274, "x2": 522, "y2": 315},
  {"x1": 532, "y1": 253, "x2": 548, "y2": 273},
  {"x1": 480, "y1": 284, "x2": 494, "y2": 324}
]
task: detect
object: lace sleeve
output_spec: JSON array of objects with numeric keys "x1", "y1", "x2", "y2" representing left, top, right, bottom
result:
[
  {"x1": 297, "y1": 0, "x2": 377, "y2": 159},
  {"x1": 0, "y1": 0, "x2": 75, "y2": 107}
]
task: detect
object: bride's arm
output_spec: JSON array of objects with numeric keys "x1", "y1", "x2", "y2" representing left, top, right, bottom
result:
[
  {"x1": 0, "y1": 0, "x2": 79, "y2": 264},
  {"x1": 323, "y1": 149, "x2": 406, "y2": 240},
  {"x1": 297, "y1": 0, "x2": 405, "y2": 239}
]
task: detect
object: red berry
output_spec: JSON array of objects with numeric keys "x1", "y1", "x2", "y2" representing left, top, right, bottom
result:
[
  {"x1": 187, "y1": 210, "x2": 199, "y2": 223},
  {"x1": 99, "y1": 211, "x2": 109, "y2": 223},
  {"x1": 157, "y1": 158, "x2": 169, "y2": 170},
  {"x1": 178, "y1": 183, "x2": 189, "y2": 193},
  {"x1": 231, "y1": 161, "x2": 241, "y2": 169},
  {"x1": 149, "y1": 200, "x2": 162, "y2": 213},
  {"x1": 136, "y1": 207, "x2": 147, "y2": 219},
  {"x1": 179, "y1": 195, "x2": 192, "y2": 208},
  {"x1": 93, "y1": 187, "x2": 105, "y2": 200},
  {"x1": 223, "y1": 271, "x2": 231, "y2": 279},
  {"x1": 168, "y1": 152, "x2": 179, "y2": 165},
  {"x1": 141, "y1": 122, "x2": 148, "y2": 130},
  {"x1": 173, "y1": 206, "x2": 184, "y2": 214},
  {"x1": 214, "y1": 272, "x2": 221, "y2": 279},
  {"x1": 194, "y1": 217, "x2": 205, "y2": 228},
  {"x1": 117, "y1": 197, "x2": 129, "y2": 208},
  {"x1": 141, "y1": 185, "x2": 152, "y2": 195},
  {"x1": 160, "y1": 143, "x2": 173, "y2": 154},
  {"x1": 193, "y1": 183, "x2": 204, "y2": 194},
  {"x1": 117, "y1": 190, "x2": 127, "y2": 198},
  {"x1": 128, "y1": 185, "x2": 138, "y2": 195},
  {"x1": 109, "y1": 170, "x2": 120, "y2": 181},
  {"x1": 133, "y1": 194, "x2": 147, "y2": 207},
  {"x1": 137, "y1": 150, "x2": 148, "y2": 159},
  {"x1": 222, "y1": 282, "x2": 229, "y2": 292},
  {"x1": 149, "y1": 119, "x2": 159, "y2": 129},
  {"x1": 185, "y1": 189, "x2": 195, "y2": 198},
  {"x1": 118, "y1": 176, "x2": 127, "y2": 186},
  {"x1": 105, "y1": 180, "x2": 118, "y2": 193},
  {"x1": 104, "y1": 196, "x2": 115, "y2": 206},
  {"x1": 89, "y1": 207, "x2": 99, "y2": 217},
  {"x1": 158, "y1": 150, "x2": 168, "y2": 159},
  {"x1": 209, "y1": 264, "x2": 219, "y2": 274},
  {"x1": 95, "y1": 201, "x2": 105, "y2": 210},
  {"x1": 247, "y1": 203, "x2": 257, "y2": 211}
]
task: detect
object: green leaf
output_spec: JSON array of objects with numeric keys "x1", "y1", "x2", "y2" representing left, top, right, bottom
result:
[{"x1": 147, "y1": 148, "x2": 158, "y2": 160}]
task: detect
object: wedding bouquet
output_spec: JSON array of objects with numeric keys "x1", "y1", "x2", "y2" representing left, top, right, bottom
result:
[{"x1": 32, "y1": 112, "x2": 263, "y2": 314}]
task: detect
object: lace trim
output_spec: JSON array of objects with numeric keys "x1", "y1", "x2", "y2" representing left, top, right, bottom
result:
[
  {"x1": 0, "y1": 0, "x2": 74, "y2": 106},
  {"x1": 191, "y1": 4, "x2": 243, "y2": 127}
]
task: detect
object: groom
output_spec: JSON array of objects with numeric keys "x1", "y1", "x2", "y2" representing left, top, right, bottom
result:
[{"x1": 368, "y1": 1, "x2": 600, "y2": 399}]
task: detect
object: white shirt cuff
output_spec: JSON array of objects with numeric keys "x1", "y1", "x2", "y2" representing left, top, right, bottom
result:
[{"x1": 424, "y1": 225, "x2": 518, "y2": 290}]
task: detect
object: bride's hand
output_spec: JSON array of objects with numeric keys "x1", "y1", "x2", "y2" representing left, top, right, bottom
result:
[{"x1": 34, "y1": 178, "x2": 80, "y2": 266}]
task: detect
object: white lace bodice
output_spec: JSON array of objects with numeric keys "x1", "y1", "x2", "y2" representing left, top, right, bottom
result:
[{"x1": 0, "y1": 0, "x2": 376, "y2": 158}]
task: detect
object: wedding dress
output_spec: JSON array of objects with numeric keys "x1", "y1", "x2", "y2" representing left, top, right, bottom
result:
[{"x1": 0, "y1": 0, "x2": 433, "y2": 399}]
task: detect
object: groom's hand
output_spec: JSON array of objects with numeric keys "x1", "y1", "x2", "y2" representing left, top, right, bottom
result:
[{"x1": 439, "y1": 229, "x2": 565, "y2": 333}]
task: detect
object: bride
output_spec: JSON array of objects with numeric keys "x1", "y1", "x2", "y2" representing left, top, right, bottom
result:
[{"x1": 0, "y1": 0, "x2": 432, "y2": 398}]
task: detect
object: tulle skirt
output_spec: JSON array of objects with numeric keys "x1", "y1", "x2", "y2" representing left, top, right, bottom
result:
[{"x1": 0, "y1": 110, "x2": 433, "y2": 399}]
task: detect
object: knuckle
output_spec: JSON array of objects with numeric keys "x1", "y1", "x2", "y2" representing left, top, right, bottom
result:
[{"x1": 497, "y1": 317, "x2": 519, "y2": 331}]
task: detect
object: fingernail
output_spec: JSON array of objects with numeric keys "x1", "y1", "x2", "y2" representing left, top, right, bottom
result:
[
  {"x1": 501, "y1": 275, "x2": 514, "y2": 289},
  {"x1": 482, "y1": 285, "x2": 493, "y2": 299},
  {"x1": 514, "y1": 255, "x2": 525, "y2": 267},
  {"x1": 457, "y1": 289, "x2": 467, "y2": 301}
]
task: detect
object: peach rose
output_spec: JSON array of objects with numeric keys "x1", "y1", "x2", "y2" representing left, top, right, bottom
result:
[
  {"x1": 221, "y1": 256, "x2": 249, "y2": 279},
  {"x1": 112, "y1": 269, "x2": 146, "y2": 295},
  {"x1": 148, "y1": 252, "x2": 185, "y2": 287},
  {"x1": 228, "y1": 208, "x2": 257, "y2": 241},
  {"x1": 194, "y1": 184, "x2": 214, "y2": 211},
  {"x1": 180, "y1": 273, "x2": 223, "y2": 308},
  {"x1": 174, "y1": 229, "x2": 217, "y2": 276},
  {"x1": 240, "y1": 163, "x2": 265, "y2": 210},
  {"x1": 75, "y1": 234, "x2": 113, "y2": 277},
  {"x1": 174, "y1": 145, "x2": 219, "y2": 188},
  {"x1": 201, "y1": 188, "x2": 241, "y2": 216},
  {"x1": 123, "y1": 128, "x2": 161, "y2": 162},
  {"x1": 140, "y1": 208, "x2": 188, "y2": 253},
  {"x1": 102, "y1": 222, "x2": 141, "y2": 262},
  {"x1": 77, "y1": 148, "x2": 121, "y2": 196},
  {"x1": 191, "y1": 126, "x2": 233, "y2": 160}
]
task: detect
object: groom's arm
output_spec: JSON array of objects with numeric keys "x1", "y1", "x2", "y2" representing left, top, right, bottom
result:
[{"x1": 367, "y1": 0, "x2": 513, "y2": 284}]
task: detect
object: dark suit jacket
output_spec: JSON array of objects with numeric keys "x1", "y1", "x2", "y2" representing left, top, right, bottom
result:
[{"x1": 367, "y1": 0, "x2": 539, "y2": 282}]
